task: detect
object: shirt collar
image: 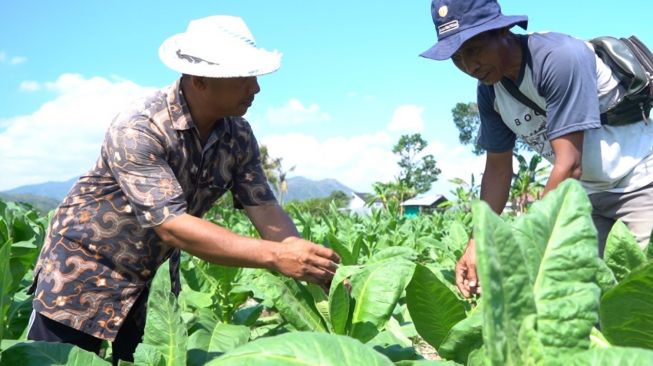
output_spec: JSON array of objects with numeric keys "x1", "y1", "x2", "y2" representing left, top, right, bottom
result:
[{"x1": 166, "y1": 78, "x2": 233, "y2": 140}]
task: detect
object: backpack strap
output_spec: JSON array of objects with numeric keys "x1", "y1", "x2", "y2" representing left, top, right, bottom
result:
[
  {"x1": 499, "y1": 35, "x2": 548, "y2": 117},
  {"x1": 500, "y1": 78, "x2": 547, "y2": 117}
]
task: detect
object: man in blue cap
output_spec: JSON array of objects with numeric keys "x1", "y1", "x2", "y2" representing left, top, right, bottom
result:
[{"x1": 420, "y1": 0, "x2": 653, "y2": 297}]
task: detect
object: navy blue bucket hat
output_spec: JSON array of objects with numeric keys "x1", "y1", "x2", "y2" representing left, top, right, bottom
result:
[{"x1": 421, "y1": 0, "x2": 528, "y2": 60}]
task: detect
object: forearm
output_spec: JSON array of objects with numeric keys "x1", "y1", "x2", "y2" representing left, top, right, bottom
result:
[
  {"x1": 542, "y1": 162, "x2": 582, "y2": 196},
  {"x1": 480, "y1": 163, "x2": 512, "y2": 215},
  {"x1": 544, "y1": 131, "x2": 584, "y2": 196},
  {"x1": 244, "y1": 204, "x2": 301, "y2": 242},
  {"x1": 155, "y1": 213, "x2": 278, "y2": 269}
]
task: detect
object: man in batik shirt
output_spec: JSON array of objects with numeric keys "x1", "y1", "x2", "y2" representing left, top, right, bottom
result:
[{"x1": 27, "y1": 15, "x2": 340, "y2": 364}]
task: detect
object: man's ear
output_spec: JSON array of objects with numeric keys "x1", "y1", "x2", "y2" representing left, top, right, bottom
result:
[{"x1": 190, "y1": 75, "x2": 207, "y2": 90}]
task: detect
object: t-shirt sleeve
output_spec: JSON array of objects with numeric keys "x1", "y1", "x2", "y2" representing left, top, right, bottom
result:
[
  {"x1": 532, "y1": 35, "x2": 602, "y2": 140},
  {"x1": 477, "y1": 84, "x2": 516, "y2": 153},
  {"x1": 103, "y1": 117, "x2": 187, "y2": 228},
  {"x1": 230, "y1": 120, "x2": 278, "y2": 208}
]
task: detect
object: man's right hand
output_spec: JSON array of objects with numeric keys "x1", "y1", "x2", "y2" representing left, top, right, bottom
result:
[
  {"x1": 455, "y1": 239, "x2": 481, "y2": 298},
  {"x1": 270, "y1": 237, "x2": 341, "y2": 289}
]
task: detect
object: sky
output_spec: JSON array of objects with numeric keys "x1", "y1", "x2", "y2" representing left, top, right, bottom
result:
[{"x1": 1, "y1": 0, "x2": 652, "y2": 196}]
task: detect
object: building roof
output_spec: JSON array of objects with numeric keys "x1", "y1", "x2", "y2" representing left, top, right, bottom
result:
[{"x1": 401, "y1": 194, "x2": 447, "y2": 207}]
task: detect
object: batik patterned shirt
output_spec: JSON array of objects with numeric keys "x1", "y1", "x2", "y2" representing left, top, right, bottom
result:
[{"x1": 30, "y1": 78, "x2": 276, "y2": 341}]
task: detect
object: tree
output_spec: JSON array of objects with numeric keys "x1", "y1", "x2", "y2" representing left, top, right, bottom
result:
[
  {"x1": 259, "y1": 144, "x2": 295, "y2": 204},
  {"x1": 452, "y1": 102, "x2": 484, "y2": 155},
  {"x1": 509, "y1": 153, "x2": 549, "y2": 214},
  {"x1": 392, "y1": 133, "x2": 441, "y2": 195},
  {"x1": 451, "y1": 101, "x2": 532, "y2": 155}
]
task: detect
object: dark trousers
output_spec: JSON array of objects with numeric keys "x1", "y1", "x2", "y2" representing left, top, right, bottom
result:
[{"x1": 27, "y1": 290, "x2": 148, "y2": 366}]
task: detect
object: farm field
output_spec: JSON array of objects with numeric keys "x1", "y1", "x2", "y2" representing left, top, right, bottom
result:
[{"x1": 1, "y1": 180, "x2": 652, "y2": 365}]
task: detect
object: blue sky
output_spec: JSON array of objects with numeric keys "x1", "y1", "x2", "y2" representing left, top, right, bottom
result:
[{"x1": 1, "y1": 0, "x2": 652, "y2": 195}]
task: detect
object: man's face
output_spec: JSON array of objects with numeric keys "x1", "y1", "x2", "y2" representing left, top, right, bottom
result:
[
  {"x1": 451, "y1": 30, "x2": 509, "y2": 85},
  {"x1": 203, "y1": 76, "x2": 260, "y2": 117}
]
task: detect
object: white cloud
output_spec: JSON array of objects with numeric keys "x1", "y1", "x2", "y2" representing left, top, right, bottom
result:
[
  {"x1": 19, "y1": 81, "x2": 41, "y2": 92},
  {"x1": 265, "y1": 98, "x2": 330, "y2": 125},
  {"x1": 387, "y1": 104, "x2": 425, "y2": 133},
  {"x1": 10, "y1": 56, "x2": 27, "y2": 65},
  {"x1": 0, "y1": 73, "x2": 156, "y2": 190},
  {"x1": 0, "y1": 52, "x2": 27, "y2": 65},
  {"x1": 260, "y1": 132, "x2": 398, "y2": 191}
]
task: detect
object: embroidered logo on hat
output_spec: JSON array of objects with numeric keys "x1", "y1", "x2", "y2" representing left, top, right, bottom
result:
[{"x1": 438, "y1": 5, "x2": 448, "y2": 17}]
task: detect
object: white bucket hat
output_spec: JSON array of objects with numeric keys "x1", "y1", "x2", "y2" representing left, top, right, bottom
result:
[{"x1": 159, "y1": 15, "x2": 282, "y2": 78}]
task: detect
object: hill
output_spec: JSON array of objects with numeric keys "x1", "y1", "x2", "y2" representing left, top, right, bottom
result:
[
  {"x1": 0, "y1": 175, "x2": 356, "y2": 209},
  {"x1": 284, "y1": 176, "x2": 355, "y2": 202}
]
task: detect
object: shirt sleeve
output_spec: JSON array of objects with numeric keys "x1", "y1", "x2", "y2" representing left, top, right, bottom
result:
[
  {"x1": 477, "y1": 84, "x2": 516, "y2": 153},
  {"x1": 531, "y1": 34, "x2": 602, "y2": 140},
  {"x1": 103, "y1": 116, "x2": 187, "y2": 228},
  {"x1": 230, "y1": 119, "x2": 278, "y2": 208}
]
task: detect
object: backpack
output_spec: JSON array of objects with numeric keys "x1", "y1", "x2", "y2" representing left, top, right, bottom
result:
[{"x1": 501, "y1": 35, "x2": 653, "y2": 126}]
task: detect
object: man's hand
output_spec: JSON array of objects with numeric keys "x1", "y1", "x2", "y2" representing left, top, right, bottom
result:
[
  {"x1": 455, "y1": 239, "x2": 481, "y2": 298},
  {"x1": 271, "y1": 237, "x2": 341, "y2": 289}
]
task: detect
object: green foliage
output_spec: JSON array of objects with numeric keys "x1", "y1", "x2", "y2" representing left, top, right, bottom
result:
[
  {"x1": 0, "y1": 341, "x2": 109, "y2": 365},
  {"x1": 451, "y1": 102, "x2": 483, "y2": 156},
  {"x1": 406, "y1": 264, "x2": 467, "y2": 349},
  {"x1": 392, "y1": 133, "x2": 441, "y2": 195},
  {"x1": 600, "y1": 262, "x2": 653, "y2": 349},
  {"x1": 451, "y1": 101, "x2": 532, "y2": 155},
  {"x1": 473, "y1": 180, "x2": 601, "y2": 365},
  {"x1": 206, "y1": 331, "x2": 395, "y2": 366},
  {"x1": 603, "y1": 220, "x2": 647, "y2": 282},
  {"x1": 136, "y1": 260, "x2": 188, "y2": 366}
]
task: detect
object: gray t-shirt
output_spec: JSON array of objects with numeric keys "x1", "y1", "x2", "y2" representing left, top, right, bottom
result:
[{"x1": 478, "y1": 32, "x2": 653, "y2": 193}]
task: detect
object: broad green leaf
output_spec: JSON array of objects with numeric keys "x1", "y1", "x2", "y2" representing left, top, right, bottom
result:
[
  {"x1": 206, "y1": 331, "x2": 394, "y2": 366},
  {"x1": 328, "y1": 279, "x2": 351, "y2": 335},
  {"x1": 0, "y1": 216, "x2": 8, "y2": 244},
  {"x1": 325, "y1": 233, "x2": 354, "y2": 266},
  {"x1": 473, "y1": 200, "x2": 535, "y2": 365},
  {"x1": 306, "y1": 283, "x2": 331, "y2": 327},
  {"x1": 232, "y1": 304, "x2": 263, "y2": 326},
  {"x1": 600, "y1": 261, "x2": 653, "y2": 349},
  {"x1": 604, "y1": 220, "x2": 647, "y2": 282},
  {"x1": 568, "y1": 347, "x2": 653, "y2": 365},
  {"x1": 367, "y1": 246, "x2": 418, "y2": 264},
  {"x1": 349, "y1": 259, "x2": 415, "y2": 343},
  {"x1": 516, "y1": 314, "x2": 545, "y2": 366},
  {"x1": 589, "y1": 328, "x2": 611, "y2": 349},
  {"x1": 394, "y1": 361, "x2": 461, "y2": 366},
  {"x1": 0, "y1": 241, "x2": 12, "y2": 346},
  {"x1": 437, "y1": 304, "x2": 484, "y2": 364},
  {"x1": 142, "y1": 260, "x2": 188, "y2": 366},
  {"x1": 0, "y1": 341, "x2": 110, "y2": 365},
  {"x1": 595, "y1": 259, "x2": 617, "y2": 295},
  {"x1": 473, "y1": 180, "x2": 601, "y2": 364},
  {"x1": 406, "y1": 264, "x2": 466, "y2": 349},
  {"x1": 187, "y1": 323, "x2": 250, "y2": 366},
  {"x1": 514, "y1": 180, "x2": 600, "y2": 355},
  {"x1": 250, "y1": 271, "x2": 327, "y2": 332},
  {"x1": 133, "y1": 343, "x2": 166, "y2": 366}
]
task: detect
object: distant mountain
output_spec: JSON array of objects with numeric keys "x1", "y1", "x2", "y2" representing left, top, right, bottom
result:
[
  {"x1": 3, "y1": 177, "x2": 78, "y2": 202},
  {"x1": 0, "y1": 175, "x2": 356, "y2": 209},
  {"x1": 283, "y1": 176, "x2": 355, "y2": 202}
]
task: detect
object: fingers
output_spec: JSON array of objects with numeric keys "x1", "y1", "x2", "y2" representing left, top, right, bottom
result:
[
  {"x1": 313, "y1": 244, "x2": 341, "y2": 264},
  {"x1": 455, "y1": 260, "x2": 471, "y2": 298},
  {"x1": 307, "y1": 255, "x2": 339, "y2": 273}
]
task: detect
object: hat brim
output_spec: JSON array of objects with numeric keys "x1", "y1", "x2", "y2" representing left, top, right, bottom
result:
[
  {"x1": 420, "y1": 15, "x2": 528, "y2": 61},
  {"x1": 159, "y1": 33, "x2": 281, "y2": 78}
]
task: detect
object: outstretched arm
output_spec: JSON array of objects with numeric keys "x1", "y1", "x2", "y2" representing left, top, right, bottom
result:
[{"x1": 456, "y1": 150, "x2": 513, "y2": 297}]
